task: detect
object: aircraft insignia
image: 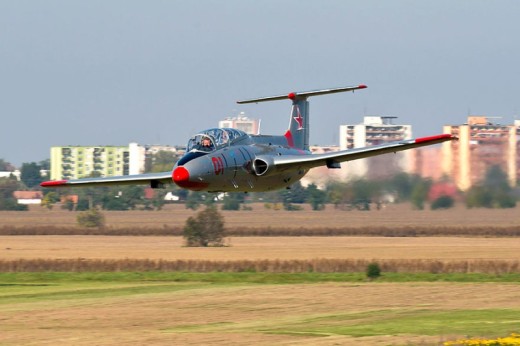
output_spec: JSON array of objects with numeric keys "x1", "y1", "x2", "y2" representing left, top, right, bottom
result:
[{"x1": 293, "y1": 105, "x2": 304, "y2": 130}]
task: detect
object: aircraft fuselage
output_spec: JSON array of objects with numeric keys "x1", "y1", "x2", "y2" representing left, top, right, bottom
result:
[{"x1": 173, "y1": 134, "x2": 309, "y2": 192}]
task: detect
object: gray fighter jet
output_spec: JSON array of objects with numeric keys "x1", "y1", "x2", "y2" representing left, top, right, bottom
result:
[{"x1": 41, "y1": 84, "x2": 455, "y2": 192}]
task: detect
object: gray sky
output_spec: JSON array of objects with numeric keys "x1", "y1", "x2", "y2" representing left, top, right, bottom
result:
[{"x1": 1, "y1": 1, "x2": 519, "y2": 166}]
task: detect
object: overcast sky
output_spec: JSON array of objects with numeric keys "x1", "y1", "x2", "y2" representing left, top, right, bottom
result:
[{"x1": 1, "y1": 1, "x2": 519, "y2": 166}]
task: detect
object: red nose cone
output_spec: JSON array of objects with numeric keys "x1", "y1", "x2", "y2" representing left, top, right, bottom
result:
[{"x1": 172, "y1": 166, "x2": 190, "y2": 185}]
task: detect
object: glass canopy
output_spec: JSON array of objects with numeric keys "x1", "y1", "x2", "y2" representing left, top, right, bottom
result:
[{"x1": 186, "y1": 128, "x2": 247, "y2": 152}]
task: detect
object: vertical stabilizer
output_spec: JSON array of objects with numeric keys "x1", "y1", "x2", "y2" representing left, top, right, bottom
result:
[
  {"x1": 284, "y1": 95, "x2": 309, "y2": 150},
  {"x1": 236, "y1": 84, "x2": 367, "y2": 151}
]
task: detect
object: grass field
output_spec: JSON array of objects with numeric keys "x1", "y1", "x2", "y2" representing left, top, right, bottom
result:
[
  {"x1": 1, "y1": 204, "x2": 520, "y2": 345},
  {"x1": 2, "y1": 273, "x2": 520, "y2": 345},
  {"x1": 1, "y1": 203, "x2": 519, "y2": 229},
  {"x1": 4, "y1": 235, "x2": 520, "y2": 261}
]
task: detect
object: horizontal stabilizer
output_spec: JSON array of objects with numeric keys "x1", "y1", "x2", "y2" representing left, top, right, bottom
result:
[{"x1": 237, "y1": 84, "x2": 367, "y2": 104}]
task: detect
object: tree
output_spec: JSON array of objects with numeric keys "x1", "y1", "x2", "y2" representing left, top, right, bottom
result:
[
  {"x1": 38, "y1": 159, "x2": 50, "y2": 171},
  {"x1": 149, "y1": 150, "x2": 178, "y2": 173},
  {"x1": 387, "y1": 172, "x2": 415, "y2": 202},
  {"x1": 327, "y1": 184, "x2": 344, "y2": 209},
  {"x1": 306, "y1": 183, "x2": 327, "y2": 210},
  {"x1": 41, "y1": 191, "x2": 60, "y2": 210},
  {"x1": 0, "y1": 159, "x2": 14, "y2": 171},
  {"x1": 20, "y1": 162, "x2": 43, "y2": 188},
  {"x1": 279, "y1": 182, "x2": 307, "y2": 211},
  {"x1": 484, "y1": 165, "x2": 510, "y2": 191},
  {"x1": 183, "y1": 206, "x2": 225, "y2": 247},
  {"x1": 0, "y1": 178, "x2": 27, "y2": 211},
  {"x1": 431, "y1": 195, "x2": 455, "y2": 210},
  {"x1": 410, "y1": 179, "x2": 432, "y2": 210},
  {"x1": 465, "y1": 166, "x2": 516, "y2": 209},
  {"x1": 77, "y1": 208, "x2": 105, "y2": 228},
  {"x1": 222, "y1": 193, "x2": 244, "y2": 210},
  {"x1": 465, "y1": 186, "x2": 493, "y2": 208},
  {"x1": 101, "y1": 186, "x2": 144, "y2": 210},
  {"x1": 74, "y1": 187, "x2": 105, "y2": 210},
  {"x1": 62, "y1": 199, "x2": 75, "y2": 211},
  {"x1": 143, "y1": 189, "x2": 167, "y2": 211},
  {"x1": 185, "y1": 191, "x2": 203, "y2": 210}
]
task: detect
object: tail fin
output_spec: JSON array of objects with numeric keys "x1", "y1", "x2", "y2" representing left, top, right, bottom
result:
[
  {"x1": 237, "y1": 84, "x2": 367, "y2": 150},
  {"x1": 285, "y1": 96, "x2": 309, "y2": 150}
]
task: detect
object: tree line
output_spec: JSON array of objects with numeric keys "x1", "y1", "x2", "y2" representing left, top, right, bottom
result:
[{"x1": 0, "y1": 155, "x2": 518, "y2": 211}]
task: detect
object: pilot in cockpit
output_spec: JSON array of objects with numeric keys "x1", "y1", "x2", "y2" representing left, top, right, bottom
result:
[{"x1": 199, "y1": 136, "x2": 214, "y2": 151}]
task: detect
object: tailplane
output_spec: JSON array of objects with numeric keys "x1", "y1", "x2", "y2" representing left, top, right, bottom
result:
[{"x1": 237, "y1": 84, "x2": 367, "y2": 150}]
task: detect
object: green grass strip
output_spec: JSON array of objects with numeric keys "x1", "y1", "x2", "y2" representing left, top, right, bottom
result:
[{"x1": 260, "y1": 309, "x2": 520, "y2": 338}]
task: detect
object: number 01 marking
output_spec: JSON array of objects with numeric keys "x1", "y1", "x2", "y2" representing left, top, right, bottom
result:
[{"x1": 212, "y1": 157, "x2": 224, "y2": 175}]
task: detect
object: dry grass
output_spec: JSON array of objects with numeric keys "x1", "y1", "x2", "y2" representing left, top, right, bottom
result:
[
  {"x1": 2, "y1": 236, "x2": 520, "y2": 273},
  {"x1": 1, "y1": 203, "x2": 519, "y2": 229},
  {"x1": 2, "y1": 282, "x2": 520, "y2": 345},
  {"x1": 2, "y1": 258, "x2": 520, "y2": 274},
  {"x1": 1, "y1": 203, "x2": 519, "y2": 237},
  {"x1": 3, "y1": 236, "x2": 520, "y2": 261}
]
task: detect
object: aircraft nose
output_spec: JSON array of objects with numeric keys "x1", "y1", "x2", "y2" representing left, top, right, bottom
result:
[
  {"x1": 172, "y1": 166, "x2": 190, "y2": 186},
  {"x1": 172, "y1": 165, "x2": 209, "y2": 191}
]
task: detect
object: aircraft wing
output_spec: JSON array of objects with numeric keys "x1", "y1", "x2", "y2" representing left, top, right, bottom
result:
[
  {"x1": 268, "y1": 134, "x2": 456, "y2": 173},
  {"x1": 40, "y1": 171, "x2": 173, "y2": 188}
]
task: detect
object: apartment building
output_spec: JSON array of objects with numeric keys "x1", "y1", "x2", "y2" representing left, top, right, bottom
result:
[
  {"x1": 50, "y1": 146, "x2": 130, "y2": 180},
  {"x1": 128, "y1": 143, "x2": 184, "y2": 175},
  {"x1": 50, "y1": 143, "x2": 186, "y2": 180},
  {"x1": 339, "y1": 116, "x2": 413, "y2": 179},
  {"x1": 218, "y1": 112, "x2": 260, "y2": 134},
  {"x1": 442, "y1": 116, "x2": 519, "y2": 190}
]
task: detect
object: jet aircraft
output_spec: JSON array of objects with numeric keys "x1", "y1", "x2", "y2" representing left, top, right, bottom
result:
[{"x1": 41, "y1": 84, "x2": 456, "y2": 192}]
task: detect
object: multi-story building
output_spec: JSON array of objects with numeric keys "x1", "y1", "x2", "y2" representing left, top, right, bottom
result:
[
  {"x1": 339, "y1": 116, "x2": 413, "y2": 179},
  {"x1": 409, "y1": 146, "x2": 444, "y2": 181},
  {"x1": 50, "y1": 146, "x2": 130, "y2": 180},
  {"x1": 51, "y1": 143, "x2": 186, "y2": 180},
  {"x1": 442, "y1": 116, "x2": 519, "y2": 190},
  {"x1": 517, "y1": 119, "x2": 520, "y2": 184},
  {"x1": 128, "y1": 143, "x2": 185, "y2": 175},
  {"x1": 218, "y1": 112, "x2": 260, "y2": 134}
]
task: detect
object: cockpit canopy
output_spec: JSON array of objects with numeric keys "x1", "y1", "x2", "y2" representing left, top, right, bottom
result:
[{"x1": 187, "y1": 128, "x2": 247, "y2": 153}]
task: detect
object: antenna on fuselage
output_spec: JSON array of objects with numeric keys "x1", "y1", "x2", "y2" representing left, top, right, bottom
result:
[{"x1": 257, "y1": 119, "x2": 262, "y2": 135}]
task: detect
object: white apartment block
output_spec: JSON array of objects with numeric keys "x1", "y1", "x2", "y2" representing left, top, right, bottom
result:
[
  {"x1": 339, "y1": 116, "x2": 413, "y2": 179},
  {"x1": 219, "y1": 112, "x2": 260, "y2": 134}
]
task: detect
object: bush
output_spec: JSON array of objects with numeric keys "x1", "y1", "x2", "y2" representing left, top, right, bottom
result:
[
  {"x1": 222, "y1": 195, "x2": 241, "y2": 210},
  {"x1": 307, "y1": 183, "x2": 327, "y2": 210},
  {"x1": 0, "y1": 198, "x2": 28, "y2": 211},
  {"x1": 283, "y1": 203, "x2": 303, "y2": 211},
  {"x1": 77, "y1": 209, "x2": 105, "y2": 228},
  {"x1": 431, "y1": 195, "x2": 455, "y2": 210},
  {"x1": 495, "y1": 192, "x2": 516, "y2": 208},
  {"x1": 183, "y1": 206, "x2": 225, "y2": 247},
  {"x1": 366, "y1": 262, "x2": 381, "y2": 280}
]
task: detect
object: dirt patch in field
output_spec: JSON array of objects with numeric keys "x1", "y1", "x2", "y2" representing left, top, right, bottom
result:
[{"x1": 2, "y1": 282, "x2": 520, "y2": 345}]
